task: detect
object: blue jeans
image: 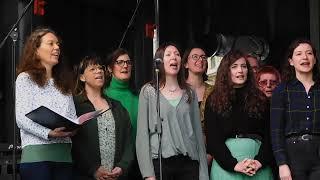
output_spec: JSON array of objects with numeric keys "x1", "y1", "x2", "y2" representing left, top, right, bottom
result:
[{"x1": 20, "y1": 161, "x2": 72, "y2": 180}]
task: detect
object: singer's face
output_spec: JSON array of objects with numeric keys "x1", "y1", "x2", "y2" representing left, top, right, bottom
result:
[
  {"x1": 111, "y1": 54, "x2": 132, "y2": 81},
  {"x1": 289, "y1": 43, "x2": 316, "y2": 75},
  {"x1": 81, "y1": 64, "x2": 106, "y2": 89},
  {"x1": 36, "y1": 33, "x2": 60, "y2": 69},
  {"x1": 163, "y1": 45, "x2": 181, "y2": 76},
  {"x1": 230, "y1": 57, "x2": 248, "y2": 88},
  {"x1": 185, "y1": 48, "x2": 207, "y2": 75}
]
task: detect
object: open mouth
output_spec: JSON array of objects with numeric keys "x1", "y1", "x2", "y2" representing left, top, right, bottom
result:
[
  {"x1": 51, "y1": 52, "x2": 60, "y2": 59},
  {"x1": 300, "y1": 62, "x2": 310, "y2": 66},
  {"x1": 120, "y1": 70, "x2": 129, "y2": 74},
  {"x1": 236, "y1": 75, "x2": 244, "y2": 79},
  {"x1": 95, "y1": 75, "x2": 103, "y2": 80}
]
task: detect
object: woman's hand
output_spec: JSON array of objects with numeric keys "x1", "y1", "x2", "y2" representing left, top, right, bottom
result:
[
  {"x1": 207, "y1": 154, "x2": 213, "y2": 165},
  {"x1": 48, "y1": 127, "x2": 74, "y2": 138},
  {"x1": 145, "y1": 176, "x2": 156, "y2": 180},
  {"x1": 94, "y1": 166, "x2": 109, "y2": 180},
  {"x1": 249, "y1": 160, "x2": 262, "y2": 172},
  {"x1": 107, "y1": 167, "x2": 122, "y2": 179},
  {"x1": 279, "y1": 164, "x2": 292, "y2": 180},
  {"x1": 234, "y1": 158, "x2": 256, "y2": 176}
]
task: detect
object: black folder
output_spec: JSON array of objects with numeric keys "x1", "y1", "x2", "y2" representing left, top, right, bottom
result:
[{"x1": 25, "y1": 106, "x2": 107, "y2": 130}]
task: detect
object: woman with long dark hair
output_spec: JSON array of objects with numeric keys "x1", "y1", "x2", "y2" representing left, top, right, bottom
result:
[
  {"x1": 205, "y1": 51, "x2": 273, "y2": 179},
  {"x1": 136, "y1": 42, "x2": 209, "y2": 180},
  {"x1": 270, "y1": 39, "x2": 320, "y2": 180}
]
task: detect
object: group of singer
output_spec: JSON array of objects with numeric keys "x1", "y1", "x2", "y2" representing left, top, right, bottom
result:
[{"x1": 15, "y1": 27, "x2": 320, "y2": 180}]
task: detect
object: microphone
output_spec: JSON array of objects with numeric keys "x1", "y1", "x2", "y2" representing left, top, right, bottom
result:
[{"x1": 154, "y1": 58, "x2": 162, "y2": 69}]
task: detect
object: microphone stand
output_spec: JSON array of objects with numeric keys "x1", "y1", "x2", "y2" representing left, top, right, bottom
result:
[
  {"x1": 0, "y1": 1, "x2": 34, "y2": 180},
  {"x1": 154, "y1": 0, "x2": 162, "y2": 179},
  {"x1": 154, "y1": 66, "x2": 163, "y2": 180}
]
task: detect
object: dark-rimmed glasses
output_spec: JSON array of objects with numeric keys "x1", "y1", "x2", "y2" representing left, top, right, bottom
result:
[
  {"x1": 115, "y1": 60, "x2": 133, "y2": 67},
  {"x1": 190, "y1": 54, "x2": 207, "y2": 61}
]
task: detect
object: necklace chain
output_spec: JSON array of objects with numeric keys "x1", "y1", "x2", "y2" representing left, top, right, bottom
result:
[{"x1": 168, "y1": 87, "x2": 178, "y2": 93}]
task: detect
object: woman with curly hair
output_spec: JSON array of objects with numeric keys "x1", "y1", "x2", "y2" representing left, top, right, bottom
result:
[
  {"x1": 204, "y1": 51, "x2": 274, "y2": 179},
  {"x1": 270, "y1": 39, "x2": 320, "y2": 180},
  {"x1": 16, "y1": 27, "x2": 77, "y2": 180}
]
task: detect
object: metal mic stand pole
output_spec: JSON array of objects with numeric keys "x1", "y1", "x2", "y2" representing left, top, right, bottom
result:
[
  {"x1": 10, "y1": 29, "x2": 18, "y2": 180},
  {"x1": 154, "y1": 0, "x2": 162, "y2": 179},
  {"x1": 0, "y1": 1, "x2": 35, "y2": 180},
  {"x1": 155, "y1": 67, "x2": 163, "y2": 180},
  {"x1": 154, "y1": 0, "x2": 159, "y2": 49}
]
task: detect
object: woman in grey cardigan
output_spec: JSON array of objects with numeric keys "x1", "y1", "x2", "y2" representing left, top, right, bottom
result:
[{"x1": 136, "y1": 42, "x2": 209, "y2": 180}]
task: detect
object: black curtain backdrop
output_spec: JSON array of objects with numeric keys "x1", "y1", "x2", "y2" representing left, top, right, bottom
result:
[{"x1": 0, "y1": 0, "x2": 313, "y2": 145}]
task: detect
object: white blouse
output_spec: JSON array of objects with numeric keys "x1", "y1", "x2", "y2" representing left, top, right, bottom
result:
[{"x1": 16, "y1": 72, "x2": 77, "y2": 148}]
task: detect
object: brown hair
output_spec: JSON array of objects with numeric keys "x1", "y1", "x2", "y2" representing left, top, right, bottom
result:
[
  {"x1": 105, "y1": 48, "x2": 137, "y2": 94},
  {"x1": 182, "y1": 45, "x2": 208, "y2": 80},
  {"x1": 208, "y1": 50, "x2": 267, "y2": 116},
  {"x1": 282, "y1": 38, "x2": 320, "y2": 83},
  {"x1": 74, "y1": 54, "x2": 107, "y2": 96},
  {"x1": 152, "y1": 42, "x2": 192, "y2": 103},
  {"x1": 16, "y1": 27, "x2": 73, "y2": 94}
]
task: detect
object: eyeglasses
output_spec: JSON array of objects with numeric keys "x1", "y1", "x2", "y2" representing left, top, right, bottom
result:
[
  {"x1": 115, "y1": 60, "x2": 133, "y2": 67},
  {"x1": 190, "y1": 54, "x2": 208, "y2": 61},
  {"x1": 87, "y1": 65, "x2": 106, "y2": 73},
  {"x1": 258, "y1": 80, "x2": 279, "y2": 87}
]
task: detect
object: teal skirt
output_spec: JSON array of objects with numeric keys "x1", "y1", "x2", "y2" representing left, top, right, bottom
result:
[{"x1": 210, "y1": 138, "x2": 273, "y2": 180}]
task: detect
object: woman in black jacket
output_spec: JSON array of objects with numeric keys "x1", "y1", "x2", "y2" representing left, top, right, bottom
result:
[{"x1": 72, "y1": 55, "x2": 134, "y2": 180}]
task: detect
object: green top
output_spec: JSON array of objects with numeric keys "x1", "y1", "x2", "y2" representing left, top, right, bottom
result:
[
  {"x1": 167, "y1": 96, "x2": 182, "y2": 107},
  {"x1": 21, "y1": 143, "x2": 72, "y2": 163},
  {"x1": 104, "y1": 77, "x2": 138, "y2": 138}
]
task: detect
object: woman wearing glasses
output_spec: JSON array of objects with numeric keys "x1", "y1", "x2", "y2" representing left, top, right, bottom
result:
[
  {"x1": 103, "y1": 48, "x2": 141, "y2": 179},
  {"x1": 136, "y1": 42, "x2": 209, "y2": 180},
  {"x1": 182, "y1": 45, "x2": 213, "y2": 165},
  {"x1": 72, "y1": 54, "x2": 134, "y2": 180},
  {"x1": 256, "y1": 66, "x2": 281, "y2": 98}
]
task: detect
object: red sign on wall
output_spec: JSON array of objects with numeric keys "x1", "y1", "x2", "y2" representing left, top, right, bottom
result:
[{"x1": 34, "y1": 0, "x2": 46, "y2": 16}]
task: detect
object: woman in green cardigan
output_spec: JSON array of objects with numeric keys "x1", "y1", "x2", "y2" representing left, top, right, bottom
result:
[{"x1": 72, "y1": 55, "x2": 134, "y2": 180}]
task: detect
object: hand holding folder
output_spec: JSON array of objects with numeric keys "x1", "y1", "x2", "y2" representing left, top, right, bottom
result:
[{"x1": 25, "y1": 106, "x2": 109, "y2": 130}]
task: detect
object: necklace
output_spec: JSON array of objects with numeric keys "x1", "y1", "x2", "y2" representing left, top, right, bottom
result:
[{"x1": 168, "y1": 87, "x2": 178, "y2": 93}]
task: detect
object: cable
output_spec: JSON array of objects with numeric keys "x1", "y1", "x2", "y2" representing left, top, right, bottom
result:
[{"x1": 118, "y1": 0, "x2": 143, "y2": 48}]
